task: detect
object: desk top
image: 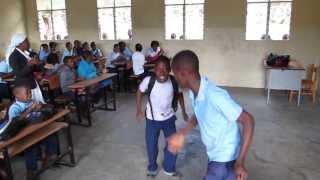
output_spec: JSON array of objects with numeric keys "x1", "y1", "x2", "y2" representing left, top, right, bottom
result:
[
  {"x1": 264, "y1": 65, "x2": 305, "y2": 71},
  {"x1": 143, "y1": 63, "x2": 155, "y2": 68},
  {"x1": 0, "y1": 109, "x2": 70, "y2": 150},
  {"x1": 69, "y1": 73, "x2": 117, "y2": 89}
]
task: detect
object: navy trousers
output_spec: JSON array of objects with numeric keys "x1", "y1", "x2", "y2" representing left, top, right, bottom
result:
[{"x1": 204, "y1": 161, "x2": 236, "y2": 180}]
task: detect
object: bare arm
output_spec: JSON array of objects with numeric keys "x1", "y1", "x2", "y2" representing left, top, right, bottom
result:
[
  {"x1": 136, "y1": 90, "x2": 144, "y2": 120},
  {"x1": 234, "y1": 110, "x2": 255, "y2": 180}
]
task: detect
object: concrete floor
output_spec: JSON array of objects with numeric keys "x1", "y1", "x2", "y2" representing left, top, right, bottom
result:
[{"x1": 12, "y1": 88, "x2": 320, "y2": 180}]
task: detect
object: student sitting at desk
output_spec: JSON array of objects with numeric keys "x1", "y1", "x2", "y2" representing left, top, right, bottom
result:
[
  {"x1": 119, "y1": 41, "x2": 133, "y2": 61},
  {"x1": 5, "y1": 85, "x2": 57, "y2": 180},
  {"x1": 61, "y1": 42, "x2": 73, "y2": 63},
  {"x1": 91, "y1": 41, "x2": 103, "y2": 59},
  {"x1": 39, "y1": 43, "x2": 50, "y2": 62},
  {"x1": 146, "y1": 40, "x2": 164, "y2": 63},
  {"x1": 77, "y1": 51, "x2": 98, "y2": 80},
  {"x1": 107, "y1": 44, "x2": 121, "y2": 73},
  {"x1": 59, "y1": 56, "x2": 77, "y2": 98},
  {"x1": 132, "y1": 43, "x2": 146, "y2": 79}
]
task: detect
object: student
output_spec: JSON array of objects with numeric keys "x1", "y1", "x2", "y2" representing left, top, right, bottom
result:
[
  {"x1": 119, "y1": 41, "x2": 133, "y2": 60},
  {"x1": 7, "y1": 85, "x2": 57, "y2": 180},
  {"x1": 168, "y1": 50, "x2": 255, "y2": 180},
  {"x1": 90, "y1": 42, "x2": 103, "y2": 59},
  {"x1": 46, "y1": 53, "x2": 61, "y2": 75},
  {"x1": 136, "y1": 56, "x2": 187, "y2": 178},
  {"x1": 61, "y1": 42, "x2": 73, "y2": 63},
  {"x1": 132, "y1": 43, "x2": 146, "y2": 78},
  {"x1": 49, "y1": 42, "x2": 58, "y2": 54},
  {"x1": 82, "y1": 42, "x2": 90, "y2": 52},
  {"x1": 146, "y1": 40, "x2": 163, "y2": 63},
  {"x1": 77, "y1": 51, "x2": 98, "y2": 80},
  {"x1": 107, "y1": 44, "x2": 121, "y2": 72},
  {"x1": 73, "y1": 40, "x2": 83, "y2": 56},
  {"x1": 59, "y1": 56, "x2": 77, "y2": 98},
  {"x1": 39, "y1": 43, "x2": 50, "y2": 62}
]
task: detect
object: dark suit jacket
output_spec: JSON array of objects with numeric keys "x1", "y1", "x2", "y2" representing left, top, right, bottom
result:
[{"x1": 9, "y1": 49, "x2": 39, "y2": 89}]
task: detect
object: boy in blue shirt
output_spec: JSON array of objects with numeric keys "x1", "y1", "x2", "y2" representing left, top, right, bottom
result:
[
  {"x1": 169, "y1": 50, "x2": 255, "y2": 180},
  {"x1": 39, "y1": 44, "x2": 49, "y2": 62},
  {"x1": 77, "y1": 51, "x2": 98, "y2": 80}
]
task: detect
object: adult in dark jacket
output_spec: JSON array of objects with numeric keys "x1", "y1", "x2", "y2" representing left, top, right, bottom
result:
[{"x1": 7, "y1": 34, "x2": 45, "y2": 103}]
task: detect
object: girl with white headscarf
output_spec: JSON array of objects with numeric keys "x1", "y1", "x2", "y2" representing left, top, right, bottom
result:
[{"x1": 7, "y1": 33, "x2": 45, "y2": 103}]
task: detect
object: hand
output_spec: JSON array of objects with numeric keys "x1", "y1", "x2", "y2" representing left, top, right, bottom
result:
[
  {"x1": 44, "y1": 63, "x2": 54, "y2": 69},
  {"x1": 136, "y1": 110, "x2": 144, "y2": 121},
  {"x1": 182, "y1": 112, "x2": 189, "y2": 122},
  {"x1": 167, "y1": 132, "x2": 185, "y2": 154},
  {"x1": 28, "y1": 59, "x2": 38, "y2": 65},
  {"x1": 234, "y1": 161, "x2": 247, "y2": 180}
]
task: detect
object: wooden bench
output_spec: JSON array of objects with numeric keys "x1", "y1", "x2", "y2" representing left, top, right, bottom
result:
[{"x1": 0, "y1": 109, "x2": 75, "y2": 180}]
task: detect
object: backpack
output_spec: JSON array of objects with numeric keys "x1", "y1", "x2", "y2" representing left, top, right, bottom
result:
[{"x1": 145, "y1": 75, "x2": 179, "y2": 120}]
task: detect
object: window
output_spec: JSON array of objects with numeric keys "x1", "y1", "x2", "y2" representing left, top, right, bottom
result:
[
  {"x1": 165, "y1": 0, "x2": 205, "y2": 40},
  {"x1": 97, "y1": 0, "x2": 132, "y2": 40},
  {"x1": 246, "y1": 0, "x2": 293, "y2": 40},
  {"x1": 36, "y1": 0, "x2": 69, "y2": 40}
]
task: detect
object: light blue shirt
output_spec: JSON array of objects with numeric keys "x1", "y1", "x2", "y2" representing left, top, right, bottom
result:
[
  {"x1": 8, "y1": 100, "x2": 33, "y2": 121},
  {"x1": 189, "y1": 77, "x2": 243, "y2": 162},
  {"x1": 39, "y1": 50, "x2": 49, "y2": 61},
  {"x1": 0, "y1": 60, "x2": 10, "y2": 73},
  {"x1": 122, "y1": 47, "x2": 133, "y2": 60},
  {"x1": 77, "y1": 59, "x2": 97, "y2": 80},
  {"x1": 61, "y1": 49, "x2": 73, "y2": 63}
]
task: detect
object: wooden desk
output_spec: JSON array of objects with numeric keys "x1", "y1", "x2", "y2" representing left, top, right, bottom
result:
[
  {"x1": 265, "y1": 66, "x2": 305, "y2": 106},
  {"x1": 143, "y1": 63, "x2": 155, "y2": 68},
  {"x1": 0, "y1": 109, "x2": 75, "y2": 180},
  {"x1": 68, "y1": 73, "x2": 117, "y2": 127}
]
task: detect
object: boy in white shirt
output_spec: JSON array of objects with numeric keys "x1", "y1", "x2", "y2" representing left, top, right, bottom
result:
[
  {"x1": 146, "y1": 40, "x2": 164, "y2": 63},
  {"x1": 136, "y1": 56, "x2": 186, "y2": 178},
  {"x1": 107, "y1": 44, "x2": 121, "y2": 73},
  {"x1": 132, "y1": 43, "x2": 146, "y2": 77}
]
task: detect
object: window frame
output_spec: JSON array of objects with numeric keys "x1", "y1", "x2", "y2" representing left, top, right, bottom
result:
[
  {"x1": 36, "y1": 0, "x2": 69, "y2": 41},
  {"x1": 164, "y1": 0, "x2": 205, "y2": 40},
  {"x1": 97, "y1": 0, "x2": 133, "y2": 40},
  {"x1": 245, "y1": 0, "x2": 293, "y2": 41}
]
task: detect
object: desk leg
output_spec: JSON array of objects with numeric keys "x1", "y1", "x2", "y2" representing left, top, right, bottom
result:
[
  {"x1": 66, "y1": 125, "x2": 76, "y2": 165},
  {"x1": 267, "y1": 88, "x2": 271, "y2": 104},
  {"x1": 3, "y1": 148, "x2": 13, "y2": 180},
  {"x1": 297, "y1": 89, "x2": 301, "y2": 106},
  {"x1": 103, "y1": 86, "x2": 108, "y2": 110},
  {"x1": 85, "y1": 91, "x2": 92, "y2": 127},
  {"x1": 74, "y1": 91, "x2": 82, "y2": 124}
]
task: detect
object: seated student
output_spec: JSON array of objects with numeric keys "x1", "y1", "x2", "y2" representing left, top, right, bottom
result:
[
  {"x1": 77, "y1": 51, "x2": 98, "y2": 80},
  {"x1": 61, "y1": 42, "x2": 73, "y2": 63},
  {"x1": 90, "y1": 42, "x2": 103, "y2": 59},
  {"x1": 107, "y1": 44, "x2": 121, "y2": 73},
  {"x1": 82, "y1": 42, "x2": 90, "y2": 52},
  {"x1": 39, "y1": 43, "x2": 50, "y2": 62},
  {"x1": 73, "y1": 40, "x2": 83, "y2": 57},
  {"x1": 7, "y1": 85, "x2": 57, "y2": 180},
  {"x1": 49, "y1": 42, "x2": 59, "y2": 55},
  {"x1": 132, "y1": 43, "x2": 146, "y2": 78},
  {"x1": 146, "y1": 40, "x2": 164, "y2": 63},
  {"x1": 58, "y1": 56, "x2": 78, "y2": 98},
  {"x1": 46, "y1": 53, "x2": 61, "y2": 75},
  {"x1": 119, "y1": 41, "x2": 133, "y2": 60}
]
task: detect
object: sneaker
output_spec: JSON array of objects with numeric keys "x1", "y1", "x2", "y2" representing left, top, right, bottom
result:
[
  {"x1": 163, "y1": 170, "x2": 182, "y2": 178},
  {"x1": 147, "y1": 168, "x2": 159, "y2": 177}
]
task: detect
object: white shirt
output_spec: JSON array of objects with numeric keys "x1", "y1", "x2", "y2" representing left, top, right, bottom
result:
[
  {"x1": 139, "y1": 76, "x2": 175, "y2": 121},
  {"x1": 132, "y1": 52, "x2": 145, "y2": 75},
  {"x1": 107, "y1": 52, "x2": 120, "y2": 68},
  {"x1": 147, "y1": 47, "x2": 160, "y2": 57}
]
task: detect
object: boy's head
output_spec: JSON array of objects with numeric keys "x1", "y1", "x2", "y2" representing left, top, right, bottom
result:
[
  {"x1": 151, "y1": 40, "x2": 159, "y2": 51},
  {"x1": 63, "y1": 56, "x2": 75, "y2": 69},
  {"x1": 113, "y1": 44, "x2": 120, "y2": 53},
  {"x1": 49, "y1": 42, "x2": 57, "y2": 51},
  {"x1": 82, "y1": 42, "x2": 90, "y2": 51},
  {"x1": 135, "y1": 43, "x2": 143, "y2": 52},
  {"x1": 154, "y1": 56, "x2": 171, "y2": 83},
  {"x1": 82, "y1": 51, "x2": 93, "y2": 62},
  {"x1": 47, "y1": 53, "x2": 59, "y2": 65},
  {"x1": 172, "y1": 50, "x2": 200, "y2": 88},
  {"x1": 118, "y1": 41, "x2": 126, "y2": 52},
  {"x1": 90, "y1": 42, "x2": 97, "y2": 50},
  {"x1": 29, "y1": 52, "x2": 39, "y2": 60},
  {"x1": 66, "y1": 42, "x2": 72, "y2": 51},
  {"x1": 74, "y1": 40, "x2": 81, "y2": 48},
  {"x1": 13, "y1": 85, "x2": 32, "y2": 102},
  {"x1": 41, "y1": 44, "x2": 49, "y2": 52}
]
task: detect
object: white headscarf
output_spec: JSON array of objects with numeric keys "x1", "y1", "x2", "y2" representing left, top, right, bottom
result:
[{"x1": 5, "y1": 33, "x2": 27, "y2": 71}]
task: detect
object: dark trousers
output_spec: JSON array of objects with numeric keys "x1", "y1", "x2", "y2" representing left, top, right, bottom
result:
[
  {"x1": 145, "y1": 116, "x2": 177, "y2": 173},
  {"x1": 24, "y1": 135, "x2": 58, "y2": 171},
  {"x1": 204, "y1": 161, "x2": 236, "y2": 180}
]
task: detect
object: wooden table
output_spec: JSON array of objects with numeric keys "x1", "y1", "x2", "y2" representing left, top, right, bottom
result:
[
  {"x1": 0, "y1": 109, "x2": 75, "y2": 180},
  {"x1": 69, "y1": 73, "x2": 117, "y2": 127},
  {"x1": 265, "y1": 66, "x2": 305, "y2": 106}
]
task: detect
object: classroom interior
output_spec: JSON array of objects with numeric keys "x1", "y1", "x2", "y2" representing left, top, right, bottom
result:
[{"x1": 0, "y1": 0, "x2": 320, "y2": 179}]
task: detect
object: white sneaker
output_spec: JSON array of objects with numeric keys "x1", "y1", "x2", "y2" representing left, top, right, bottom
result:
[{"x1": 163, "y1": 170, "x2": 182, "y2": 178}]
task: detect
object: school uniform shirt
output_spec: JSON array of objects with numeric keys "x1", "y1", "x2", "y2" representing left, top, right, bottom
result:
[
  {"x1": 92, "y1": 48, "x2": 102, "y2": 58},
  {"x1": 0, "y1": 60, "x2": 10, "y2": 73},
  {"x1": 139, "y1": 76, "x2": 175, "y2": 121},
  {"x1": 122, "y1": 47, "x2": 133, "y2": 60},
  {"x1": 146, "y1": 47, "x2": 160, "y2": 58},
  {"x1": 107, "y1": 51, "x2": 120, "y2": 68},
  {"x1": 189, "y1": 76, "x2": 243, "y2": 163},
  {"x1": 77, "y1": 59, "x2": 97, "y2": 80},
  {"x1": 132, "y1": 52, "x2": 145, "y2": 75},
  {"x1": 61, "y1": 49, "x2": 73, "y2": 63},
  {"x1": 58, "y1": 65, "x2": 76, "y2": 93},
  {"x1": 39, "y1": 50, "x2": 49, "y2": 61}
]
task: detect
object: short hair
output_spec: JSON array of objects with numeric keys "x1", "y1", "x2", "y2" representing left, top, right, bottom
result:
[
  {"x1": 82, "y1": 42, "x2": 89, "y2": 48},
  {"x1": 63, "y1": 56, "x2": 73, "y2": 64},
  {"x1": 172, "y1": 50, "x2": 199, "y2": 72},
  {"x1": 29, "y1": 52, "x2": 38, "y2": 58},
  {"x1": 47, "y1": 53, "x2": 59, "y2": 65},
  {"x1": 135, "y1": 43, "x2": 143, "y2": 52},
  {"x1": 49, "y1": 42, "x2": 56, "y2": 48},
  {"x1": 13, "y1": 84, "x2": 29, "y2": 96},
  {"x1": 66, "y1": 42, "x2": 71, "y2": 47},
  {"x1": 113, "y1": 44, "x2": 119, "y2": 48},
  {"x1": 41, "y1": 43, "x2": 48, "y2": 48},
  {"x1": 155, "y1": 55, "x2": 171, "y2": 71},
  {"x1": 90, "y1": 42, "x2": 96, "y2": 47},
  {"x1": 118, "y1": 41, "x2": 126, "y2": 47},
  {"x1": 151, "y1": 40, "x2": 159, "y2": 47},
  {"x1": 82, "y1": 50, "x2": 92, "y2": 58}
]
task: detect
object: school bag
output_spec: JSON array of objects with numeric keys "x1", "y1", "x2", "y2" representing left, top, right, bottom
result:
[{"x1": 145, "y1": 75, "x2": 179, "y2": 120}]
